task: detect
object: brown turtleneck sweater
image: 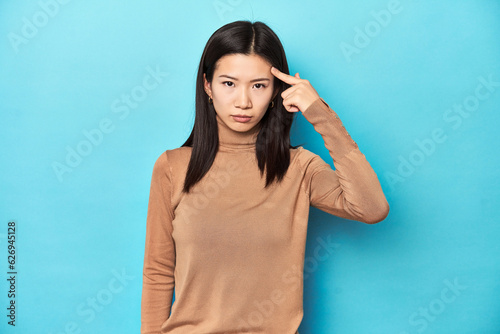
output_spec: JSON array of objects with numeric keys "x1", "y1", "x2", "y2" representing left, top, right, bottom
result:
[{"x1": 141, "y1": 97, "x2": 389, "y2": 334}]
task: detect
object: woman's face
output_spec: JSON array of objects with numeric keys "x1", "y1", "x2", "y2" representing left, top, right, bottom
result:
[{"x1": 204, "y1": 53, "x2": 277, "y2": 133}]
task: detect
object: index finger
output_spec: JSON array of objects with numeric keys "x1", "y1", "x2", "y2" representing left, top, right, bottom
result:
[{"x1": 271, "y1": 66, "x2": 301, "y2": 85}]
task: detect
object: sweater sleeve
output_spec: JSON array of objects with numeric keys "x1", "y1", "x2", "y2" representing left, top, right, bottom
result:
[
  {"x1": 141, "y1": 151, "x2": 176, "y2": 333},
  {"x1": 301, "y1": 97, "x2": 389, "y2": 224}
]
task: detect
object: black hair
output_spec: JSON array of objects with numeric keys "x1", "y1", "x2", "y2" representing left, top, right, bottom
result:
[{"x1": 181, "y1": 20, "x2": 301, "y2": 193}]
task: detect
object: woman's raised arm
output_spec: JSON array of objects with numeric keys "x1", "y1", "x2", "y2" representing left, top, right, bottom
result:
[{"x1": 271, "y1": 66, "x2": 389, "y2": 224}]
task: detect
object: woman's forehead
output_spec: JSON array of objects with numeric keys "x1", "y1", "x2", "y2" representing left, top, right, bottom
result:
[{"x1": 214, "y1": 53, "x2": 272, "y2": 79}]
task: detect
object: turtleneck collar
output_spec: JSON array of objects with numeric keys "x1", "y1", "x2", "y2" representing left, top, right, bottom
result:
[{"x1": 216, "y1": 114, "x2": 261, "y2": 152}]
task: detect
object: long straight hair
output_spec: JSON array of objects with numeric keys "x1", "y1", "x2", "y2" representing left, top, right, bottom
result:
[{"x1": 181, "y1": 20, "x2": 301, "y2": 194}]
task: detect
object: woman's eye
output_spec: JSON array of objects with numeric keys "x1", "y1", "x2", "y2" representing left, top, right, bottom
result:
[
  {"x1": 254, "y1": 83, "x2": 266, "y2": 89},
  {"x1": 223, "y1": 81, "x2": 234, "y2": 87}
]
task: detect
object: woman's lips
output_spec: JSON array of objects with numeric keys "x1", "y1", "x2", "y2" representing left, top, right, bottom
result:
[{"x1": 232, "y1": 115, "x2": 252, "y2": 123}]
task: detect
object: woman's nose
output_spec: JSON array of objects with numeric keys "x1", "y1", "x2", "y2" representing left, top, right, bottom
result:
[{"x1": 235, "y1": 88, "x2": 252, "y2": 109}]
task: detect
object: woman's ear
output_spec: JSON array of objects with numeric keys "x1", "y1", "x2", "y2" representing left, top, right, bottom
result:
[
  {"x1": 203, "y1": 73, "x2": 212, "y2": 97},
  {"x1": 272, "y1": 86, "x2": 280, "y2": 100}
]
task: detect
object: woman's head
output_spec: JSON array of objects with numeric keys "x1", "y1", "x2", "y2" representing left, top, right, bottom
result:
[
  {"x1": 200, "y1": 20, "x2": 290, "y2": 117},
  {"x1": 204, "y1": 53, "x2": 276, "y2": 133},
  {"x1": 181, "y1": 20, "x2": 300, "y2": 193}
]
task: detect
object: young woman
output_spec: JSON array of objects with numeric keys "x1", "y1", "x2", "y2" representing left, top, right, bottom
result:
[{"x1": 141, "y1": 20, "x2": 389, "y2": 334}]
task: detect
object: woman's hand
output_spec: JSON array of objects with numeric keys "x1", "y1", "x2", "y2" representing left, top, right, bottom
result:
[{"x1": 270, "y1": 66, "x2": 321, "y2": 113}]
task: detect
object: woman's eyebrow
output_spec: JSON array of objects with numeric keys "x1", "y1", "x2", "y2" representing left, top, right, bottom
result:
[{"x1": 218, "y1": 74, "x2": 271, "y2": 82}]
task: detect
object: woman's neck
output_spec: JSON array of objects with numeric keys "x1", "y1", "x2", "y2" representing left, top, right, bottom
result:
[{"x1": 216, "y1": 114, "x2": 261, "y2": 152}]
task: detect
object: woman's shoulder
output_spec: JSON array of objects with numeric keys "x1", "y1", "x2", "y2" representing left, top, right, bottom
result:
[
  {"x1": 291, "y1": 145, "x2": 320, "y2": 162},
  {"x1": 152, "y1": 146, "x2": 191, "y2": 173},
  {"x1": 166, "y1": 146, "x2": 192, "y2": 160},
  {"x1": 153, "y1": 146, "x2": 319, "y2": 173},
  {"x1": 290, "y1": 146, "x2": 327, "y2": 173}
]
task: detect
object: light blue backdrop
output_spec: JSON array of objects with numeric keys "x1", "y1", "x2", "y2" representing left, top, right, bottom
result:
[{"x1": 1, "y1": 0, "x2": 499, "y2": 333}]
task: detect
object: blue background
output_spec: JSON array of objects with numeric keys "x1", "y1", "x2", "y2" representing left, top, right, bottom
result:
[{"x1": 1, "y1": 0, "x2": 499, "y2": 333}]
